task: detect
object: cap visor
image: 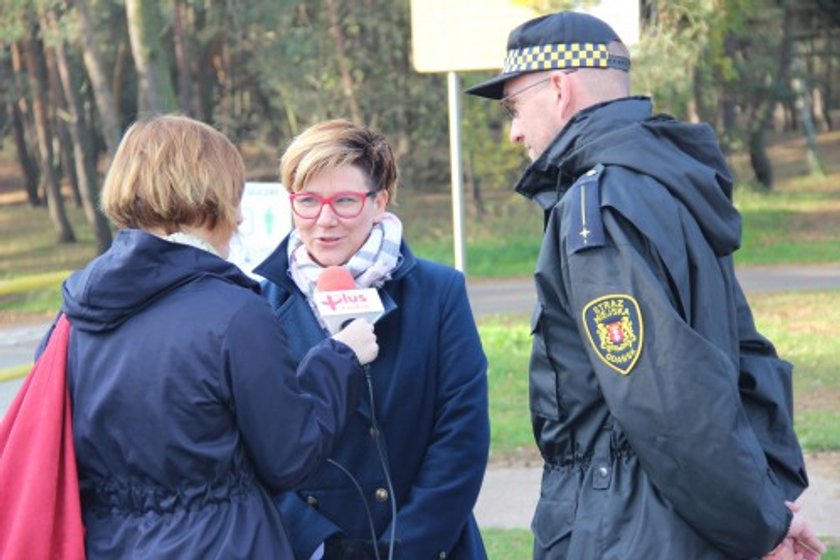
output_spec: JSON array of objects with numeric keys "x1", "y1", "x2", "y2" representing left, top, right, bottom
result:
[{"x1": 464, "y1": 72, "x2": 519, "y2": 99}]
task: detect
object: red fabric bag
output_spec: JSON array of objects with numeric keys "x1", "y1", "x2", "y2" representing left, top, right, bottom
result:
[{"x1": 0, "y1": 315, "x2": 85, "y2": 559}]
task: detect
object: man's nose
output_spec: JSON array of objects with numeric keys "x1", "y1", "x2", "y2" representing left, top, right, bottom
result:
[{"x1": 509, "y1": 120, "x2": 524, "y2": 145}]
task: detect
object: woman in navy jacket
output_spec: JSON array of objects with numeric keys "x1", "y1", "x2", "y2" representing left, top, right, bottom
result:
[
  {"x1": 54, "y1": 115, "x2": 377, "y2": 558},
  {"x1": 255, "y1": 120, "x2": 490, "y2": 559}
]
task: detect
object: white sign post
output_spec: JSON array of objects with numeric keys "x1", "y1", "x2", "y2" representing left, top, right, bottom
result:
[
  {"x1": 410, "y1": 0, "x2": 639, "y2": 275},
  {"x1": 228, "y1": 182, "x2": 292, "y2": 279}
]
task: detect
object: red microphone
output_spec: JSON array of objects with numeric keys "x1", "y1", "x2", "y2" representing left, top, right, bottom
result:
[
  {"x1": 316, "y1": 266, "x2": 356, "y2": 292},
  {"x1": 314, "y1": 267, "x2": 384, "y2": 334}
]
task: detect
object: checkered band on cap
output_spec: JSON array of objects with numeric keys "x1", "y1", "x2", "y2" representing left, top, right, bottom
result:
[{"x1": 503, "y1": 42, "x2": 628, "y2": 73}]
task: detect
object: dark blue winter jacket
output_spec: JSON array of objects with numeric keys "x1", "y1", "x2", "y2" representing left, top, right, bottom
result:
[
  {"x1": 256, "y1": 239, "x2": 490, "y2": 559},
  {"x1": 54, "y1": 229, "x2": 364, "y2": 559}
]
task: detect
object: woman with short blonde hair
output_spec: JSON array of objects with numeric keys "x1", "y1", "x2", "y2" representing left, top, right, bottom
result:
[
  {"x1": 256, "y1": 119, "x2": 490, "y2": 560},
  {"x1": 50, "y1": 114, "x2": 376, "y2": 558}
]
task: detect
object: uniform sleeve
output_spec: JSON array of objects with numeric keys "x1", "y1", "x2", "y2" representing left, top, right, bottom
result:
[
  {"x1": 733, "y1": 280, "x2": 808, "y2": 500},
  {"x1": 220, "y1": 299, "x2": 364, "y2": 491},
  {"x1": 564, "y1": 211, "x2": 790, "y2": 558},
  {"x1": 383, "y1": 273, "x2": 490, "y2": 558}
]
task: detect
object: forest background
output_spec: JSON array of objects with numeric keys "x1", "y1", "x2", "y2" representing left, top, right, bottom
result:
[
  {"x1": 0, "y1": 0, "x2": 838, "y2": 257},
  {"x1": 1, "y1": 1, "x2": 840, "y2": 556}
]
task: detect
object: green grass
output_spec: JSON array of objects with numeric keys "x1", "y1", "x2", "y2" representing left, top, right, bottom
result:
[
  {"x1": 399, "y1": 170, "x2": 840, "y2": 274},
  {"x1": 479, "y1": 529, "x2": 840, "y2": 559},
  {"x1": 479, "y1": 290, "x2": 840, "y2": 458},
  {"x1": 482, "y1": 528, "x2": 533, "y2": 559},
  {"x1": 478, "y1": 314, "x2": 533, "y2": 458},
  {"x1": 0, "y1": 204, "x2": 98, "y2": 279},
  {"x1": 747, "y1": 290, "x2": 840, "y2": 451},
  {"x1": 0, "y1": 270, "x2": 73, "y2": 296},
  {"x1": 0, "y1": 270, "x2": 70, "y2": 314},
  {"x1": 401, "y1": 192, "x2": 543, "y2": 277},
  {"x1": 735, "y1": 187, "x2": 840, "y2": 266}
]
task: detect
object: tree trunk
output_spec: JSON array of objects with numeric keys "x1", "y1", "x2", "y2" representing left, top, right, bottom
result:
[
  {"x1": 3, "y1": 50, "x2": 42, "y2": 205},
  {"x1": 748, "y1": 128, "x2": 773, "y2": 190},
  {"x1": 192, "y1": 4, "x2": 213, "y2": 121},
  {"x1": 746, "y1": 5, "x2": 794, "y2": 190},
  {"x1": 811, "y1": 86, "x2": 830, "y2": 132},
  {"x1": 71, "y1": 0, "x2": 121, "y2": 155},
  {"x1": 124, "y1": 0, "x2": 178, "y2": 114},
  {"x1": 21, "y1": 36, "x2": 76, "y2": 243},
  {"x1": 7, "y1": 100, "x2": 42, "y2": 206},
  {"x1": 324, "y1": 0, "x2": 363, "y2": 123},
  {"x1": 692, "y1": 63, "x2": 713, "y2": 124},
  {"x1": 42, "y1": 42, "x2": 82, "y2": 206},
  {"x1": 56, "y1": 123, "x2": 83, "y2": 207},
  {"x1": 824, "y1": 35, "x2": 834, "y2": 130},
  {"x1": 172, "y1": 0, "x2": 197, "y2": 115},
  {"x1": 112, "y1": 40, "x2": 130, "y2": 120},
  {"x1": 46, "y1": 3, "x2": 113, "y2": 252},
  {"x1": 464, "y1": 154, "x2": 485, "y2": 219}
]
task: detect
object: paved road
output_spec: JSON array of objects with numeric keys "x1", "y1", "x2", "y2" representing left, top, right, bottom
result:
[
  {"x1": 3, "y1": 263, "x2": 840, "y2": 412},
  {"x1": 465, "y1": 262, "x2": 840, "y2": 316},
  {"x1": 2, "y1": 263, "x2": 840, "y2": 540}
]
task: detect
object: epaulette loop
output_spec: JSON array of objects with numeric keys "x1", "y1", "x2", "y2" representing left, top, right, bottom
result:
[{"x1": 567, "y1": 164, "x2": 606, "y2": 255}]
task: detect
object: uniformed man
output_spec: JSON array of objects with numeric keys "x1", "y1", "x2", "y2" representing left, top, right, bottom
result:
[{"x1": 466, "y1": 11, "x2": 826, "y2": 560}]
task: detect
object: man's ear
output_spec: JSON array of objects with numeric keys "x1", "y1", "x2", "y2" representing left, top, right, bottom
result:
[{"x1": 555, "y1": 71, "x2": 575, "y2": 117}]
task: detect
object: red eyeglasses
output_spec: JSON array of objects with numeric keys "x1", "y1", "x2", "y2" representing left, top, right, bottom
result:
[{"x1": 289, "y1": 190, "x2": 377, "y2": 219}]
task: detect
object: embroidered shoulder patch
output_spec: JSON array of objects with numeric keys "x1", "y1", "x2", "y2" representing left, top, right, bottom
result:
[{"x1": 582, "y1": 294, "x2": 643, "y2": 375}]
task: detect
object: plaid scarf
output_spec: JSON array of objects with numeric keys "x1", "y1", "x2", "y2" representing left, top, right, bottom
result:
[{"x1": 288, "y1": 211, "x2": 403, "y2": 301}]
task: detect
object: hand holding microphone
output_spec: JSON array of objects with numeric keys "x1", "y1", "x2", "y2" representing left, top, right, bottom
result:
[
  {"x1": 333, "y1": 318, "x2": 378, "y2": 365},
  {"x1": 317, "y1": 266, "x2": 382, "y2": 366}
]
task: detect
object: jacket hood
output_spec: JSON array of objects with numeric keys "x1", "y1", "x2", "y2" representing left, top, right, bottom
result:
[
  {"x1": 62, "y1": 229, "x2": 259, "y2": 332},
  {"x1": 516, "y1": 97, "x2": 741, "y2": 256}
]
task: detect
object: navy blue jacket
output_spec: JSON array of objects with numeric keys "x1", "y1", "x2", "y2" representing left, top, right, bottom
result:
[
  {"x1": 255, "y1": 239, "x2": 490, "y2": 559},
  {"x1": 517, "y1": 98, "x2": 807, "y2": 559},
  {"x1": 54, "y1": 229, "x2": 364, "y2": 559}
]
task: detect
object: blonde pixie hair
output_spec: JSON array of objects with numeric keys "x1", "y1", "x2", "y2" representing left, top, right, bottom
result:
[
  {"x1": 101, "y1": 115, "x2": 245, "y2": 239},
  {"x1": 279, "y1": 120, "x2": 397, "y2": 202}
]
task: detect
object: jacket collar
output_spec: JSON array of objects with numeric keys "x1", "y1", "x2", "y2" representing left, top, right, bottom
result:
[{"x1": 514, "y1": 96, "x2": 652, "y2": 205}]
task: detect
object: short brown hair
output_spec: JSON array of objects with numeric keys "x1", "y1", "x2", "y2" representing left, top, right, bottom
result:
[
  {"x1": 279, "y1": 120, "x2": 397, "y2": 203},
  {"x1": 101, "y1": 115, "x2": 245, "y2": 239}
]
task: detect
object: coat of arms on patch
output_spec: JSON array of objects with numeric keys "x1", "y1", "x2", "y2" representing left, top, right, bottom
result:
[{"x1": 582, "y1": 294, "x2": 643, "y2": 375}]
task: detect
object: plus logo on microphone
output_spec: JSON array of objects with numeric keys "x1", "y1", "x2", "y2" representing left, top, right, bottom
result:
[{"x1": 319, "y1": 292, "x2": 370, "y2": 312}]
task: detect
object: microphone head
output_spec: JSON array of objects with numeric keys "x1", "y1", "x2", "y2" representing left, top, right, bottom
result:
[{"x1": 317, "y1": 266, "x2": 356, "y2": 292}]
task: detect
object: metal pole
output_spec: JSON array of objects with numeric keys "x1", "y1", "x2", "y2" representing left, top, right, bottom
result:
[{"x1": 447, "y1": 71, "x2": 467, "y2": 273}]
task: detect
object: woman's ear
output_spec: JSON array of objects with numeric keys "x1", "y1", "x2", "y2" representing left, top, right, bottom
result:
[{"x1": 373, "y1": 190, "x2": 389, "y2": 221}]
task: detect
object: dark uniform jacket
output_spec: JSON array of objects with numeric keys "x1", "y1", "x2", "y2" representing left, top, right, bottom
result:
[
  {"x1": 518, "y1": 97, "x2": 808, "y2": 559},
  {"x1": 54, "y1": 229, "x2": 364, "y2": 558},
  {"x1": 256, "y1": 239, "x2": 490, "y2": 560}
]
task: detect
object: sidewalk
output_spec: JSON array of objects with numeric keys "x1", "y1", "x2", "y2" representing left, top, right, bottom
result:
[{"x1": 473, "y1": 454, "x2": 840, "y2": 540}]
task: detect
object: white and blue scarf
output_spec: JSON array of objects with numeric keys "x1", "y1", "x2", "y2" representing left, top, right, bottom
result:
[{"x1": 288, "y1": 211, "x2": 403, "y2": 299}]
